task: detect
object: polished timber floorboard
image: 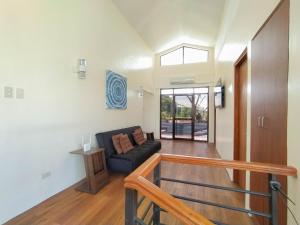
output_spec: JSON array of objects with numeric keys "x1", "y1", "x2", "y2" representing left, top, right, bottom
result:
[{"x1": 5, "y1": 140, "x2": 254, "y2": 225}]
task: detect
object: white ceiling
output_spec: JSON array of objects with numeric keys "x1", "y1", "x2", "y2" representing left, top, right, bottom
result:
[{"x1": 113, "y1": 0, "x2": 225, "y2": 53}]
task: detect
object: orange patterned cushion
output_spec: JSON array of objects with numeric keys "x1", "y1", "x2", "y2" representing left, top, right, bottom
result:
[
  {"x1": 133, "y1": 128, "x2": 146, "y2": 145},
  {"x1": 120, "y1": 134, "x2": 134, "y2": 153},
  {"x1": 112, "y1": 133, "x2": 123, "y2": 154}
]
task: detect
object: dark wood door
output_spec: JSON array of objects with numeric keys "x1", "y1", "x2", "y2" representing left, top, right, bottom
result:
[
  {"x1": 250, "y1": 0, "x2": 289, "y2": 225},
  {"x1": 234, "y1": 55, "x2": 248, "y2": 191}
]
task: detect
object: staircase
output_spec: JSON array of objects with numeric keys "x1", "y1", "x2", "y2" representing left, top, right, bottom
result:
[{"x1": 124, "y1": 153, "x2": 297, "y2": 225}]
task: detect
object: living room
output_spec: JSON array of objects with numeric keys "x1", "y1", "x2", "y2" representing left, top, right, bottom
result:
[{"x1": 1, "y1": 0, "x2": 299, "y2": 225}]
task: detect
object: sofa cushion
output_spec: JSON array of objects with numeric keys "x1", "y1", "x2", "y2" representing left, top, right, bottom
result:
[
  {"x1": 120, "y1": 134, "x2": 134, "y2": 153},
  {"x1": 133, "y1": 128, "x2": 146, "y2": 145},
  {"x1": 107, "y1": 157, "x2": 134, "y2": 173},
  {"x1": 112, "y1": 133, "x2": 123, "y2": 154}
]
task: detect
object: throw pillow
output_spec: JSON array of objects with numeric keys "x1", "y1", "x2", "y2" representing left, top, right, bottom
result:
[
  {"x1": 112, "y1": 133, "x2": 123, "y2": 154},
  {"x1": 133, "y1": 128, "x2": 146, "y2": 145},
  {"x1": 120, "y1": 134, "x2": 134, "y2": 153}
]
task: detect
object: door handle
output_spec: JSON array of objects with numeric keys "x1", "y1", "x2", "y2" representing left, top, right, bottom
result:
[
  {"x1": 261, "y1": 116, "x2": 265, "y2": 128},
  {"x1": 257, "y1": 116, "x2": 261, "y2": 127}
]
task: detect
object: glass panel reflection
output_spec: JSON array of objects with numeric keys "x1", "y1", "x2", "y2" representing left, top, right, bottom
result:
[
  {"x1": 160, "y1": 95, "x2": 173, "y2": 139},
  {"x1": 194, "y1": 94, "x2": 208, "y2": 141},
  {"x1": 175, "y1": 95, "x2": 192, "y2": 139}
]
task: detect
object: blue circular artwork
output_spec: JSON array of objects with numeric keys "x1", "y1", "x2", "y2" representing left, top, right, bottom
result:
[{"x1": 106, "y1": 70, "x2": 127, "y2": 109}]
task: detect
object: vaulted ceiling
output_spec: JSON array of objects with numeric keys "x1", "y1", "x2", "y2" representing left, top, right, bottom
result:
[{"x1": 113, "y1": 0, "x2": 225, "y2": 53}]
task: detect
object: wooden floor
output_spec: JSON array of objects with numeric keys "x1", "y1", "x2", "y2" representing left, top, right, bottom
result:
[{"x1": 5, "y1": 140, "x2": 254, "y2": 225}]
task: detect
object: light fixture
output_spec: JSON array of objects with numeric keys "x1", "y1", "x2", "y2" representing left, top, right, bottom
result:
[
  {"x1": 138, "y1": 86, "x2": 144, "y2": 97},
  {"x1": 77, "y1": 59, "x2": 87, "y2": 79},
  {"x1": 216, "y1": 78, "x2": 222, "y2": 86}
]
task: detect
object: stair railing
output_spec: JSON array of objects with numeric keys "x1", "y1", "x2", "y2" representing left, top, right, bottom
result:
[{"x1": 124, "y1": 153, "x2": 297, "y2": 225}]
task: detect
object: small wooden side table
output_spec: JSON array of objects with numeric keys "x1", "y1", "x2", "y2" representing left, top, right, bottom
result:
[{"x1": 70, "y1": 148, "x2": 109, "y2": 194}]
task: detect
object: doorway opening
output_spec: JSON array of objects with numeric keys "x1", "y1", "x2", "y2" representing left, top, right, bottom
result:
[{"x1": 160, "y1": 87, "x2": 209, "y2": 142}]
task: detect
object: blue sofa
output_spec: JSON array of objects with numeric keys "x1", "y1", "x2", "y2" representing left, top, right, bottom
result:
[{"x1": 95, "y1": 126, "x2": 161, "y2": 173}]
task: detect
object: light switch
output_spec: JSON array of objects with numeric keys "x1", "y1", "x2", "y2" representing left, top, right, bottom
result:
[
  {"x1": 16, "y1": 88, "x2": 24, "y2": 99},
  {"x1": 4, "y1": 86, "x2": 14, "y2": 98}
]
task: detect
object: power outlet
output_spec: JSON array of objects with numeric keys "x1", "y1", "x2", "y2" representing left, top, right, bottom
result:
[
  {"x1": 41, "y1": 171, "x2": 51, "y2": 179},
  {"x1": 16, "y1": 88, "x2": 24, "y2": 99},
  {"x1": 4, "y1": 86, "x2": 14, "y2": 98}
]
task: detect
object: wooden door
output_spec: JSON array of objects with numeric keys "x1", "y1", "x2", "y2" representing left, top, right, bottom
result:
[
  {"x1": 234, "y1": 53, "x2": 248, "y2": 191},
  {"x1": 250, "y1": 0, "x2": 289, "y2": 225}
]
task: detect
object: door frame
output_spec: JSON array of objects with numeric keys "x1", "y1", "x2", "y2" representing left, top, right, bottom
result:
[
  {"x1": 233, "y1": 48, "x2": 247, "y2": 187},
  {"x1": 159, "y1": 87, "x2": 209, "y2": 142}
]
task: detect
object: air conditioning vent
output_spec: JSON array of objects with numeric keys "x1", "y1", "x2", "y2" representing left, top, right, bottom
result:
[{"x1": 170, "y1": 78, "x2": 195, "y2": 85}]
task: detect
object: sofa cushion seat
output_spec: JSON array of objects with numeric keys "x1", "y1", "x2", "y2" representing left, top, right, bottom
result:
[
  {"x1": 107, "y1": 140, "x2": 161, "y2": 173},
  {"x1": 111, "y1": 140, "x2": 160, "y2": 166}
]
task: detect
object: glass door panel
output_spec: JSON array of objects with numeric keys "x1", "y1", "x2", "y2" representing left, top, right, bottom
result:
[
  {"x1": 160, "y1": 94, "x2": 173, "y2": 139},
  {"x1": 174, "y1": 95, "x2": 193, "y2": 139},
  {"x1": 194, "y1": 94, "x2": 208, "y2": 141}
]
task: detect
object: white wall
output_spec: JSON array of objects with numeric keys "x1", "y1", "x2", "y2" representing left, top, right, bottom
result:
[
  {"x1": 144, "y1": 44, "x2": 216, "y2": 143},
  {"x1": 287, "y1": 0, "x2": 300, "y2": 223},
  {"x1": 214, "y1": 0, "x2": 280, "y2": 179},
  {"x1": 215, "y1": 61, "x2": 234, "y2": 176},
  {"x1": 143, "y1": 91, "x2": 156, "y2": 133},
  {"x1": 0, "y1": 0, "x2": 153, "y2": 223}
]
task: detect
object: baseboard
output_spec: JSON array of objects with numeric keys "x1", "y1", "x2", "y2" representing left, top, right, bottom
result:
[
  {"x1": 6, "y1": 178, "x2": 86, "y2": 224},
  {"x1": 214, "y1": 147, "x2": 233, "y2": 181}
]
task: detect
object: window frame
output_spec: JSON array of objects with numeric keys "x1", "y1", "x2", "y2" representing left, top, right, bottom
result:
[{"x1": 160, "y1": 46, "x2": 209, "y2": 67}]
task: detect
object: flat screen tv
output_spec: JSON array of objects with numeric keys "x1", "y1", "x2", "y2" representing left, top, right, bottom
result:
[{"x1": 214, "y1": 85, "x2": 225, "y2": 108}]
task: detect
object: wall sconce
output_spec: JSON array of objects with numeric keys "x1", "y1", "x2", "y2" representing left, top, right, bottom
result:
[
  {"x1": 138, "y1": 86, "x2": 144, "y2": 97},
  {"x1": 77, "y1": 59, "x2": 87, "y2": 79}
]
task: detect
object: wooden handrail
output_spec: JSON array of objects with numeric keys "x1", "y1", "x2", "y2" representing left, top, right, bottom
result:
[
  {"x1": 125, "y1": 175, "x2": 214, "y2": 225},
  {"x1": 124, "y1": 153, "x2": 297, "y2": 225},
  {"x1": 161, "y1": 154, "x2": 297, "y2": 177}
]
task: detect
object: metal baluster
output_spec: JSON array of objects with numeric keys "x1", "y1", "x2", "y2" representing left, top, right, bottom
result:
[
  {"x1": 125, "y1": 188, "x2": 138, "y2": 225},
  {"x1": 153, "y1": 163, "x2": 161, "y2": 225},
  {"x1": 269, "y1": 174, "x2": 279, "y2": 225}
]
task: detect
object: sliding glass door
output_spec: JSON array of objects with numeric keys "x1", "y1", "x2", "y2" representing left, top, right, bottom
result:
[{"x1": 160, "y1": 88, "x2": 209, "y2": 142}]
